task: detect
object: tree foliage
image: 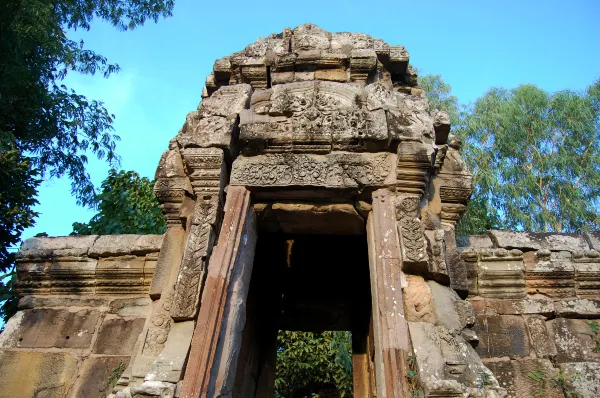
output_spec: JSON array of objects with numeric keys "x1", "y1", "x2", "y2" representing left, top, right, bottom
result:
[
  {"x1": 460, "y1": 80, "x2": 600, "y2": 233},
  {"x1": 0, "y1": 0, "x2": 173, "y2": 326},
  {"x1": 420, "y1": 74, "x2": 600, "y2": 234},
  {"x1": 0, "y1": 149, "x2": 40, "y2": 324},
  {"x1": 72, "y1": 169, "x2": 166, "y2": 235},
  {"x1": 275, "y1": 331, "x2": 353, "y2": 398},
  {"x1": 418, "y1": 74, "x2": 460, "y2": 125}
]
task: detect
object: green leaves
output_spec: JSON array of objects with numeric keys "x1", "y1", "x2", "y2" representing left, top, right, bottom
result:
[
  {"x1": 459, "y1": 80, "x2": 600, "y2": 232},
  {"x1": 275, "y1": 331, "x2": 353, "y2": 398},
  {"x1": 418, "y1": 74, "x2": 460, "y2": 125},
  {"x1": 0, "y1": 0, "x2": 172, "y2": 325},
  {"x1": 420, "y1": 74, "x2": 600, "y2": 234},
  {"x1": 71, "y1": 169, "x2": 166, "y2": 235}
]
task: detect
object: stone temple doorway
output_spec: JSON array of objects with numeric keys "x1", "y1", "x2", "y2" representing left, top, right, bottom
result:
[{"x1": 238, "y1": 228, "x2": 374, "y2": 397}]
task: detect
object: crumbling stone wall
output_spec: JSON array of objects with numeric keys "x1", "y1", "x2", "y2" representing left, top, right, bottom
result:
[
  {"x1": 459, "y1": 231, "x2": 600, "y2": 397},
  {"x1": 0, "y1": 235, "x2": 162, "y2": 397}
]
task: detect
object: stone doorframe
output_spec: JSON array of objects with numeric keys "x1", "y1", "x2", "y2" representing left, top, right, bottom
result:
[{"x1": 177, "y1": 179, "x2": 424, "y2": 397}]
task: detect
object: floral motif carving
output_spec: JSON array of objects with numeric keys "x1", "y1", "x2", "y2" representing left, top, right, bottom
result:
[
  {"x1": 395, "y1": 196, "x2": 420, "y2": 220},
  {"x1": 230, "y1": 153, "x2": 392, "y2": 187},
  {"x1": 400, "y1": 218, "x2": 427, "y2": 263},
  {"x1": 143, "y1": 291, "x2": 173, "y2": 356},
  {"x1": 170, "y1": 222, "x2": 214, "y2": 320}
]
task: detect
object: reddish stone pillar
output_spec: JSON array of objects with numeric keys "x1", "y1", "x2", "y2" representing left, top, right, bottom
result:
[
  {"x1": 180, "y1": 186, "x2": 257, "y2": 398},
  {"x1": 367, "y1": 189, "x2": 411, "y2": 398}
]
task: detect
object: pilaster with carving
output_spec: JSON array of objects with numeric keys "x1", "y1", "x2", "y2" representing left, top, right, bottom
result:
[
  {"x1": 437, "y1": 135, "x2": 473, "y2": 229},
  {"x1": 171, "y1": 148, "x2": 227, "y2": 321}
]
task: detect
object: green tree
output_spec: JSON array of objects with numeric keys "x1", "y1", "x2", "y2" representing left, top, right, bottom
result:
[
  {"x1": 0, "y1": 0, "x2": 174, "y2": 325},
  {"x1": 418, "y1": 74, "x2": 460, "y2": 125},
  {"x1": 72, "y1": 169, "x2": 166, "y2": 235},
  {"x1": 460, "y1": 80, "x2": 600, "y2": 232},
  {"x1": 0, "y1": 150, "x2": 39, "y2": 324},
  {"x1": 275, "y1": 331, "x2": 353, "y2": 398},
  {"x1": 418, "y1": 74, "x2": 497, "y2": 234}
]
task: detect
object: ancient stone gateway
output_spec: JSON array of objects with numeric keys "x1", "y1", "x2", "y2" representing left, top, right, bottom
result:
[{"x1": 2, "y1": 24, "x2": 600, "y2": 398}]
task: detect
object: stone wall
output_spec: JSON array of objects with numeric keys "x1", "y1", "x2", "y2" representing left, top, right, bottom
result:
[
  {"x1": 0, "y1": 235, "x2": 162, "y2": 398},
  {"x1": 458, "y1": 231, "x2": 600, "y2": 397}
]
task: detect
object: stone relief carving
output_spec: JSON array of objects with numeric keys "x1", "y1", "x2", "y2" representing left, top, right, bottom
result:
[
  {"x1": 230, "y1": 153, "x2": 393, "y2": 187},
  {"x1": 171, "y1": 149, "x2": 225, "y2": 321},
  {"x1": 400, "y1": 218, "x2": 428, "y2": 263},
  {"x1": 143, "y1": 291, "x2": 173, "y2": 356}
]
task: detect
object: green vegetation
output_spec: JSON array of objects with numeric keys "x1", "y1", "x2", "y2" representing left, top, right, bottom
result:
[
  {"x1": 527, "y1": 369, "x2": 582, "y2": 398},
  {"x1": 406, "y1": 353, "x2": 424, "y2": 398},
  {"x1": 458, "y1": 80, "x2": 600, "y2": 234},
  {"x1": 71, "y1": 169, "x2": 166, "y2": 236},
  {"x1": 420, "y1": 74, "x2": 600, "y2": 235},
  {"x1": 580, "y1": 320, "x2": 600, "y2": 353},
  {"x1": 106, "y1": 360, "x2": 127, "y2": 391},
  {"x1": 0, "y1": 0, "x2": 173, "y2": 326},
  {"x1": 275, "y1": 331, "x2": 353, "y2": 398}
]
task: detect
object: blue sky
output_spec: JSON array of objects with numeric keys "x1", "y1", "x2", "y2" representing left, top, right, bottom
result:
[{"x1": 19, "y1": 0, "x2": 600, "y2": 243}]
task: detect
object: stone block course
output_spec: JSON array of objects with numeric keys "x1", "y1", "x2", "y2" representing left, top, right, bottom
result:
[
  {"x1": 474, "y1": 315, "x2": 531, "y2": 359},
  {"x1": 488, "y1": 230, "x2": 590, "y2": 252},
  {"x1": 16, "y1": 308, "x2": 100, "y2": 349},
  {"x1": 548, "y1": 318, "x2": 600, "y2": 363},
  {"x1": 93, "y1": 316, "x2": 146, "y2": 355},
  {"x1": 0, "y1": 351, "x2": 77, "y2": 398},
  {"x1": 70, "y1": 356, "x2": 131, "y2": 398},
  {"x1": 485, "y1": 359, "x2": 564, "y2": 398}
]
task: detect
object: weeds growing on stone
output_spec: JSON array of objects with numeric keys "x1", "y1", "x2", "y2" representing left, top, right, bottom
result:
[
  {"x1": 527, "y1": 369, "x2": 582, "y2": 398},
  {"x1": 406, "y1": 353, "x2": 424, "y2": 398},
  {"x1": 107, "y1": 361, "x2": 127, "y2": 390},
  {"x1": 580, "y1": 320, "x2": 600, "y2": 353}
]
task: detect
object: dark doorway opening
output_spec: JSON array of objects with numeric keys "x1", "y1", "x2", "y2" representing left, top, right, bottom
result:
[{"x1": 233, "y1": 231, "x2": 373, "y2": 397}]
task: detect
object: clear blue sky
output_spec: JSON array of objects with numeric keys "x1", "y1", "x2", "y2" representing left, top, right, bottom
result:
[{"x1": 19, "y1": 0, "x2": 600, "y2": 242}]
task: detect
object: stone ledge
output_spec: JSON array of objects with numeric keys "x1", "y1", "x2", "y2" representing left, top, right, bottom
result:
[
  {"x1": 487, "y1": 230, "x2": 590, "y2": 252},
  {"x1": 18, "y1": 234, "x2": 163, "y2": 261}
]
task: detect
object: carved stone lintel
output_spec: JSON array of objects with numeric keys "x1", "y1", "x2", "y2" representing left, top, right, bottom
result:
[{"x1": 230, "y1": 152, "x2": 394, "y2": 188}]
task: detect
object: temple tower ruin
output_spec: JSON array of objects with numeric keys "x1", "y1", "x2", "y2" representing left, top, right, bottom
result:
[{"x1": 3, "y1": 24, "x2": 600, "y2": 398}]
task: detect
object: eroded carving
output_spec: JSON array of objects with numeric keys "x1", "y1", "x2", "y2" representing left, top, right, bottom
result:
[{"x1": 230, "y1": 152, "x2": 393, "y2": 187}]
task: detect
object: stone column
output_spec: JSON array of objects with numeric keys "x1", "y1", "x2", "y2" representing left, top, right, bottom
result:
[
  {"x1": 367, "y1": 188, "x2": 411, "y2": 398},
  {"x1": 181, "y1": 186, "x2": 257, "y2": 398}
]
